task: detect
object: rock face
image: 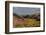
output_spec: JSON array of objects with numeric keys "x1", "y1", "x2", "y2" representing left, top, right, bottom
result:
[{"x1": 23, "y1": 13, "x2": 40, "y2": 21}]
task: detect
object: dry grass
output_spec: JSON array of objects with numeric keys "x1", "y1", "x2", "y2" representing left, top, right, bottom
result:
[{"x1": 13, "y1": 16, "x2": 40, "y2": 28}]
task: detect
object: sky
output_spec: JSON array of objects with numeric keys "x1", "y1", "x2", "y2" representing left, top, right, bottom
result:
[{"x1": 13, "y1": 7, "x2": 40, "y2": 16}]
